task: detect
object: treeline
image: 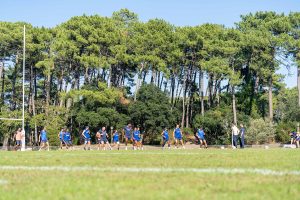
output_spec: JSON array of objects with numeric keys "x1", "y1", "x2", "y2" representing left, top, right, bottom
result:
[{"x1": 0, "y1": 9, "x2": 300, "y2": 146}]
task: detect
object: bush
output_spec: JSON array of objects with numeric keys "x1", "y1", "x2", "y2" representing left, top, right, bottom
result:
[
  {"x1": 129, "y1": 84, "x2": 179, "y2": 143},
  {"x1": 246, "y1": 118, "x2": 275, "y2": 144},
  {"x1": 193, "y1": 106, "x2": 233, "y2": 145},
  {"x1": 275, "y1": 122, "x2": 296, "y2": 143}
]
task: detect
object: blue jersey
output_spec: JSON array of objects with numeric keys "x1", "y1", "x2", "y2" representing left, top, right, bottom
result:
[
  {"x1": 124, "y1": 126, "x2": 132, "y2": 137},
  {"x1": 113, "y1": 132, "x2": 119, "y2": 142},
  {"x1": 197, "y1": 129, "x2": 205, "y2": 138},
  {"x1": 41, "y1": 130, "x2": 47, "y2": 141},
  {"x1": 174, "y1": 128, "x2": 181, "y2": 138},
  {"x1": 59, "y1": 131, "x2": 64, "y2": 139},
  {"x1": 63, "y1": 132, "x2": 71, "y2": 141},
  {"x1": 163, "y1": 130, "x2": 169, "y2": 140},
  {"x1": 133, "y1": 130, "x2": 140, "y2": 141},
  {"x1": 83, "y1": 129, "x2": 90, "y2": 138}
]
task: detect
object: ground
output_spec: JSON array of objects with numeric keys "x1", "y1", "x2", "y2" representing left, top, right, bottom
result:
[{"x1": 0, "y1": 148, "x2": 300, "y2": 200}]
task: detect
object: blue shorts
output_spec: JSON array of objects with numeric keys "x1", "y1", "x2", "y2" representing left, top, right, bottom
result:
[
  {"x1": 84, "y1": 138, "x2": 91, "y2": 143},
  {"x1": 296, "y1": 137, "x2": 300, "y2": 141},
  {"x1": 199, "y1": 136, "x2": 205, "y2": 141},
  {"x1": 133, "y1": 138, "x2": 140, "y2": 142},
  {"x1": 41, "y1": 139, "x2": 48, "y2": 143},
  {"x1": 175, "y1": 136, "x2": 182, "y2": 140},
  {"x1": 125, "y1": 135, "x2": 132, "y2": 139},
  {"x1": 16, "y1": 140, "x2": 21, "y2": 145},
  {"x1": 113, "y1": 139, "x2": 119, "y2": 143},
  {"x1": 60, "y1": 138, "x2": 63, "y2": 142},
  {"x1": 163, "y1": 137, "x2": 169, "y2": 141}
]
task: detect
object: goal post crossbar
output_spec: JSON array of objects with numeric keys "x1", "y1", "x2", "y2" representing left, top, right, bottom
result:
[{"x1": 0, "y1": 118, "x2": 23, "y2": 121}]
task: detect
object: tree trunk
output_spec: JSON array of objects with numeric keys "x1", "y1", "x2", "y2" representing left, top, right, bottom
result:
[
  {"x1": 1, "y1": 66, "x2": 4, "y2": 103},
  {"x1": 45, "y1": 73, "x2": 51, "y2": 115},
  {"x1": 232, "y1": 85, "x2": 237, "y2": 125},
  {"x1": 11, "y1": 57, "x2": 18, "y2": 110},
  {"x1": 268, "y1": 77, "x2": 273, "y2": 123},
  {"x1": 297, "y1": 65, "x2": 300, "y2": 107},
  {"x1": 186, "y1": 96, "x2": 190, "y2": 128},
  {"x1": 160, "y1": 74, "x2": 164, "y2": 90},
  {"x1": 84, "y1": 66, "x2": 89, "y2": 85},
  {"x1": 0, "y1": 61, "x2": 3, "y2": 103},
  {"x1": 107, "y1": 66, "x2": 112, "y2": 88},
  {"x1": 2, "y1": 136, "x2": 9, "y2": 150},
  {"x1": 199, "y1": 71, "x2": 205, "y2": 116},
  {"x1": 151, "y1": 69, "x2": 156, "y2": 84},
  {"x1": 28, "y1": 65, "x2": 33, "y2": 114},
  {"x1": 181, "y1": 68, "x2": 187, "y2": 128}
]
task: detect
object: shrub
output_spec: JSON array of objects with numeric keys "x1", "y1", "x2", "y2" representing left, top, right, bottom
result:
[
  {"x1": 275, "y1": 122, "x2": 296, "y2": 143},
  {"x1": 246, "y1": 118, "x2": 275, "y2": 144}
]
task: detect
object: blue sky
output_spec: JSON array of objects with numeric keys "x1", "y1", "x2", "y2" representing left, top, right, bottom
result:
[{"x1": 1, "y1": 0, "x2": 299, "y2": 87}]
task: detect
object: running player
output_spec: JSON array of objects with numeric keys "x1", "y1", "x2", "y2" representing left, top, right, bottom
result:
[
  {"x1": 138, "y1": 127, "x2": 144, "y2": 150},
  {"x1": 133, "y1": 127, "x2": 141, "y2": 150},
  {"x1": 100, "y1": 127, "x2": 112, "y2": 150},
  {"x1": 39, "y1": 127, "x2": 49, "y2": 151},
  {"x1": 196, "y1": 127, "x2": 207, "y2": 148},
  {"x1": 58, "y1": 128, "x2": 65, "y2": 149},
  {"x1": 161, "y1": 128, "x2": 171, "y2": 150},
  {"x1": 14, "y1": 128, "x2": 22, "y2": 151},
  {"x1": 173, "y1": 124, "x2": 185, "y2": 149},
  {"x1": 123, "y1": 124, "x2": 133, "y2": 150},
  {"x1": 63, "y1": 129, "x2": 73, "y2": 150},
  {"x1": 82, "y1": 126, "x2": 91, "y2": 150},
  {"x1": 96, "y1": 129, "x2": 101, "y2": 150},
  {"x1": 112, "y1": 130, "x2": 120, "y2": 150}
]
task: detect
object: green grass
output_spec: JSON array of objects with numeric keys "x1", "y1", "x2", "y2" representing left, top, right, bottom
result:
[{"x1": 0, "y1": 149, "x2": 300, "y2": 200}]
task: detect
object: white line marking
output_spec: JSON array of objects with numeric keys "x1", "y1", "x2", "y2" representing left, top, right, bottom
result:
[{"x1": 0, "y1": 166, "x2": 299, "y2": 176}]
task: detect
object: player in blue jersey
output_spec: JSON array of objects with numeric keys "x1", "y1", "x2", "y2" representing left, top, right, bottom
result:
[
  {"x1": 173, "y1": 124, "x2": 185, "y2": 149},
  {"x1": 63, "y1": 128, "x2": 73, "y2": 150},
  {"x1": 99, "y1": 127, "x2": 112, "y2": 150},
  {"x1": 196, "y1": 127, "x2": 207, "y2": 148},
  {"x1": 138, "y1": 127, "x2": 144, "y2": 150},
  {"x1": 296, "y1": 132, "x2": 300, "y2": 148},
  {"x1": 39, "y1": 127, "x2": 49, "y2": 151},
  {"x1": 112, "y1": 130, "x2": 120, "y2": 150},
  {"x1": 133, "y1": 127, "x2": 141, "y2": 150},
  {"x1": 161, "y1": 128, "x2": 171, "y2": 150},
  {"x1": 58, "y1": 128, "x2": 65, "y2": 149},
  {"x1": 123, "y1": 124, "x2": 133, "y2": 150},
  {"x1": 82, "y1": 126, "x2": 91, "y2": 150},
  {"x1": 290, "y1": 131, "x2": 297, "y2": 145}
]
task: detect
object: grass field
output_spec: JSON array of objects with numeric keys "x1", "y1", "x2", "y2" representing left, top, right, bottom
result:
[{"x1": 0, "y1": 148, "x2": 300, "y2": 200}]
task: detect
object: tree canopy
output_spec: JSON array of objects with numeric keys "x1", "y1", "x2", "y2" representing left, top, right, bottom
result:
[{"x1": 1, "y1": 9, "x2": 300, "y2": 146}]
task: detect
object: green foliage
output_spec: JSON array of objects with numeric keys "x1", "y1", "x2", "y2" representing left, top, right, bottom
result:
[
  {"x1": 129, "y1": 84, "x2": 178, "y2": 142},
  {"x1": 193, "y1": 106, "x2": 233, "y2": 145},
  {"x1": 246, "y1": 118, "x2": 276, "y2": 144},
  {"x1": 1, "y1": 10, "x2": 300, "y2": 146},
  {"x1": 275, "y1": 122, "x2": 295, "y2": 143},
  {"x1": 30, "y1": 106, "x2": 68, "y2": 146}
]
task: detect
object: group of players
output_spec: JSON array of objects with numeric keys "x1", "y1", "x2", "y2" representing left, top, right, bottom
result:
[{"x1": 38, "y1": 123, "x2": 208, "y2": 151}]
